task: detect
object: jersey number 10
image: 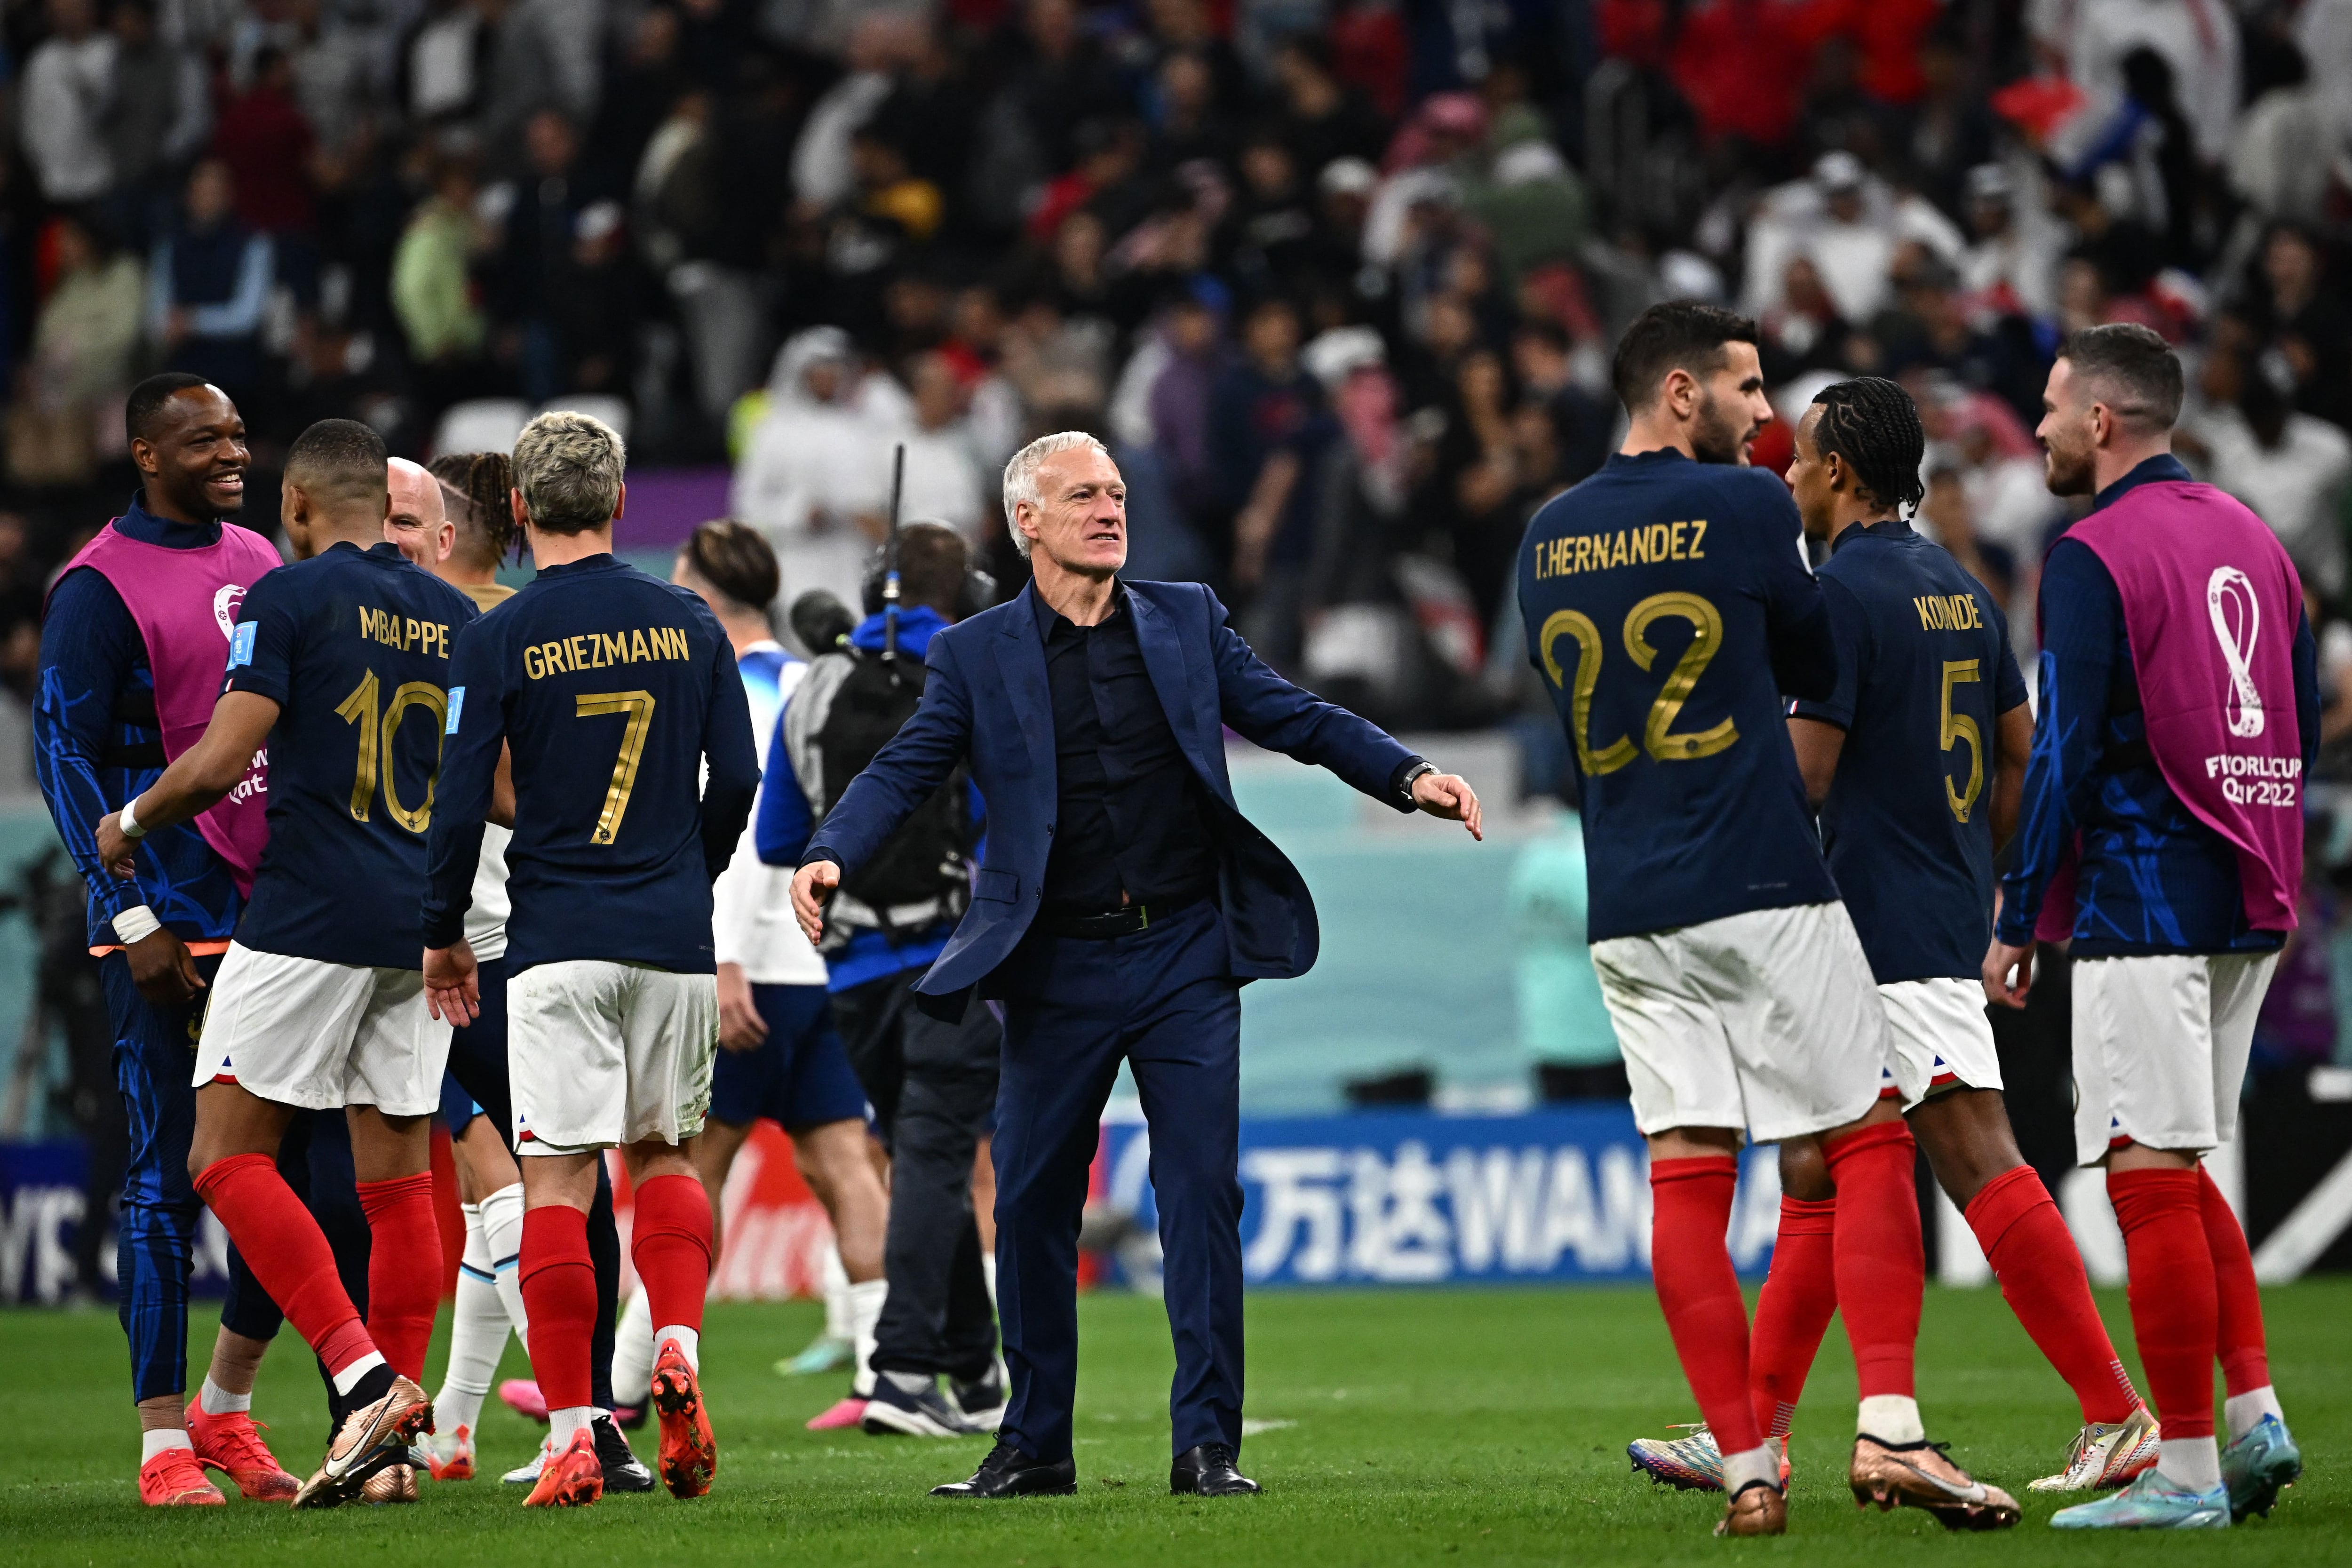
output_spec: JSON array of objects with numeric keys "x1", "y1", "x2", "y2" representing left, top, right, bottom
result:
[
  {"x1": 1538, "y1": 592, "x2": 1738, "y2": 775},
  {"x1": 335, "y1": 671, "x2": 448, "y2": 832}
]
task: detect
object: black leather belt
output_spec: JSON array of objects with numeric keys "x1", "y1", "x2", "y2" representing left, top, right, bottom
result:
[{"x1": 1039, "y1": 892, "x2": 1204, "y2": 939}]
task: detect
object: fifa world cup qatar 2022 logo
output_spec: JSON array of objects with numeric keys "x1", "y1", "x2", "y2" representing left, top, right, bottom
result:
[{"x1": 2209, "y1": 565, "x2": 2264, "y2": 739}]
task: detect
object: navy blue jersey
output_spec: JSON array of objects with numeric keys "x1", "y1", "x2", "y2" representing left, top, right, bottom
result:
[
  {"x1": 1518, "y1": 449, "x2": 1841, "y2": 942},
  {"x1": 1791, "y1": 520, "x2": 2029, "y2": 982},
  {"x1": 421, "y1": 554, "x2": 760, "y2": 976},
  {"x1": 222, "y1": 541, "x2": 477, "y2": 968}
]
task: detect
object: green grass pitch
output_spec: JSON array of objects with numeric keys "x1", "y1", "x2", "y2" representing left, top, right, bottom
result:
[{"x1": 2, "y1": 1280, "x2": 2344, "y2": 1566}]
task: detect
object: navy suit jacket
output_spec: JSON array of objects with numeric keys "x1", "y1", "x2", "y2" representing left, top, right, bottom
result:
[{"x1": 803, "y1": 579, "x2": 1418, "y2": 1006}]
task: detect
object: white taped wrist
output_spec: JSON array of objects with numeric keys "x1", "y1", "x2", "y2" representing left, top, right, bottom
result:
[
  {"x1": 112, "y1": 905, "x2": 161, "y2": 945},
  {"x1": 118, "y1": 797, "x2": 147, "y2": 839}
]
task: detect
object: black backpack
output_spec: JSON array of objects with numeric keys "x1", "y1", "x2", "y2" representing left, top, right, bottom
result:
[{"x1": 808, "y1": 648, "x2": 972, "y2": 946}]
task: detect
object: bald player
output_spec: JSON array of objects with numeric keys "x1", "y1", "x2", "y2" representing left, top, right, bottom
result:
[{"x1": 97, "y1": 420, "x2": 480, "y2": 1506}]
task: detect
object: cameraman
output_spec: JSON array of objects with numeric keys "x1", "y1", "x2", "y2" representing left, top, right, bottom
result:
[{"x1": 757, "y1": 521, "x2": 1002, "y2": 1438}]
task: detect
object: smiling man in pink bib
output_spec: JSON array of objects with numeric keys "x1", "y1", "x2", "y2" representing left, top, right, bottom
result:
[{"x1": 1985, "y1": 325, "x2": 2316, "y2": 1531}]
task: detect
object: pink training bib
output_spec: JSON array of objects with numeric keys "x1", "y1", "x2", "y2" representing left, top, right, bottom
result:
[
  {"x1": 2034, "y1": 479, "x2": 2304, "y2": 940},
  {"x1": 54, "y1": 520, "x2": 284, "y2": 894}
]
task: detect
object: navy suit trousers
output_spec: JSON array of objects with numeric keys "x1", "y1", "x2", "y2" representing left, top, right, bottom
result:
[{"x1": 992, "y1": 899, "x2": 1244, "y2": 1463}]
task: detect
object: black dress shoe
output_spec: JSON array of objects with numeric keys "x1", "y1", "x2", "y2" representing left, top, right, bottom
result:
[
  {"x1": 1171, "y1": 1443, "x2": 1260, "y2": 1496},
  {"x1": 930, "y1": 1440, "x2": 1077, "y2": 1497}
]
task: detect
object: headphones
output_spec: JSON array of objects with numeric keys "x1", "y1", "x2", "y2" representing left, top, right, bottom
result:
[{"x1": 861, "y1": 521, "x2": 998, "y2": 622}]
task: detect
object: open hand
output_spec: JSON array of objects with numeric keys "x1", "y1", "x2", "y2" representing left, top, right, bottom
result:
[
  {"x1": 95, "y1": 813, "x2": 137, "y2": 877},
  {"x1": 424, "y1": 939, "x2": 481, "y2": 1025},
  {"x1": 1411, "y1": 772, "x2": 1484, "y2": 841},
  {"x1": 792, "y1": 860, "x2": 841, "y2": 944},
  {"x1": 1981, "y1": 938, "x2": 2033, "y2": 1008}
]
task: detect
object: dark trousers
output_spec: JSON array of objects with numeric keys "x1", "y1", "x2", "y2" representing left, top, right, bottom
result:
[
  {"x1": 835, "y1": 968, "x2": 1001, "y2": 1380},
  {"x1": 103, "y1": 951, "x2": 368, "y2": 1406},
  {"x1": 443, "y1": 955, "x2": 621, "y2": 1410},
  {"x1": 991, "y1": 900, "x2": 1243, "y2": 1462}
]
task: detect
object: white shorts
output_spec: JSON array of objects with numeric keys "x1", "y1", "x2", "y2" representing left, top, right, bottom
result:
[
  {"x1": 509, "y1": 961, "x2": 718, "y2": 1155},
  {"x1": 1590, "y1": 901, "x2": 1886, "y2": 1143},
  {"x1": 1877, "y1": 978, "x2": 2004, "y2": 1106},
  {"x1": 195, "y1": 943, "x2": 450, "y2": 1116},
  {"x1": 2071, "y1": 951, "x2": 2278, "y2": 1166}
]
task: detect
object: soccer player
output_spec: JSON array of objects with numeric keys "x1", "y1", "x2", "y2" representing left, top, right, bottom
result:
[
  {"x1": 598, "y1": 520, "x2": 896, "y2": 1433},
  {"x1": 405, "y1": 452, "x2": 651, "y2": 1491},
  {"x1": 1519, "y1": 303, "x2": 1914, "y2": 1538},
  {"x1": 1986, "y1": 326, "x2": 2315, "y2": 1529},
  {"x1": 421, "y1": 411, "x2": 760, "y2": 1508},
  {"x1": 1631, "y1": 378, "x2": 2125, "y2": 1517},
  {"x1": 93, "y1": 418, "x2": 477, "y2": 1508},
  {"x1": 33, "y1": 374, "x2": 302, "y2": 1505}
]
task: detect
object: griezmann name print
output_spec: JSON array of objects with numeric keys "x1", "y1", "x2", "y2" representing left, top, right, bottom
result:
[{"x1": 523, "y1": 625, "x2": 695, "y2": 680}]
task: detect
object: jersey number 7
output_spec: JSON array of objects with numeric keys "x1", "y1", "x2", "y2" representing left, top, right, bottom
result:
[
  {"x1": 1538, "y1": 592, "x2": 1738, "y2": 776},
  {"x1": 576, "y1": 690, "x2": 657, "y2": 844},
  {"x1": 334, "y1": 671, "x2": 448, "y2": 832}
]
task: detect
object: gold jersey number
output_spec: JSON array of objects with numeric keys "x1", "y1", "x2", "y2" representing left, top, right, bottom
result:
[
  {"x1": 576, "y1": 690, "x2": 658, "y2": 844},
  {"x1": 1537, "y1": 592, "x2": 1739, "y2": 775},
  {"x1": 1940, "y1": 659, "x2": 1984, "y2": 822},
  {"x1": 334, "y1": 670, "x2": 449, "y2": 832}
]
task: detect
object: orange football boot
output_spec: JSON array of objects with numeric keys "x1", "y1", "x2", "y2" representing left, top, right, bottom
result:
[
  {"x1": 139, "y1": 1445, "x2": 227, "y2": 1506},
  {"x1": 186, "y1": 1400, "x2": 299, "y2": 1501},
  {"x1": 651, "y1": 1339, "x2": 716, "y2": 1498},
  {"x1": 522, "y1": 1429, "x2": 602, "y2": 1509}
]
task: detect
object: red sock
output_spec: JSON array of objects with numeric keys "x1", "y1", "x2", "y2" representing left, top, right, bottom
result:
[
  {"x1": 519, "y1": 1204, "x2": 598, "y2": 1412},
  {"x1": 1650, "y1": 1156, "x2": 1763, "y2": 1455},
  {"x1": 630, "y1": 1173, "x2": 714, "y2": 1336},
  {"x1": 1965, "y1": 1165, "x2": 2138, "y2": 1422},
  {"x1": 194, "y1": 1153, "x2": 376, "y2": 1377},
  {"x1": 1749, "y1": 1196, "x2": 1837, "y2": 1440},
  {"x1": 2197, "y1": 1166, "x2": 2270, "y2": 1396},
  {"x1": 2107, "y1": 1168, "x2": 2217, "y2": 1439},
  {"x1": 1822, "y1": 1121, "x2": 1924, "y2": 1401},
  {"x1": 356, "y1": 1172, "x2": 441, "y2": 1384}
]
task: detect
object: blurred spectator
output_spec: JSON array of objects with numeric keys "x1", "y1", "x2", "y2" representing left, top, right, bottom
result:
[
  {"x1": 20, "y1": 0, "x2": 117, "y2": 206},
  {"x1": 1216, "y1": 294, "x2": 1333, "y2": 667},
  {"x1": 1269, "y1": 33, "x2": 1387, "y2": 175},
  {"x1": 2040, "y1": 0, "x2": 2241, "y2": 164},
  {"x1": 392, "y1": 158, "x2": 488, "y2": 390},
  {"x1": 548, "y1": 200, "x2": 647, "y2": 398},
  {"x1": 0, "y1": 514, "x2": 47, "y2": 700},
  {"x1": 2185, "y1": 351, "x2": 2352, "y2": 598},
  {"x1": 10, "y1": 215, "x2": 143, "y2": 486},
  {"x1": 1957, "y1": 162, "x2": 2066, "y2": 319},
  {"x1": 146, "y1": 159, "x2": 275, "y2": 396},
  {"x1": 493, "y1": 109, "x2": 587, "y2": 402},
  {"x1": 733, "y1": 327, "x2": 888, "y2": 610},
  {"x1": 211, "y1": 47, "x2": 319, "y2": 250},
  {"x1": 1919, "y1": 462, "x2": 2016, "y2": 608},
  {"x1": 102, "y1": 0, "x2": 210, "y2": 248},
  {"x1": 2244, "y1": 223, "x2": 2352, "y2": 428},
  {"x1": 1745, "y1": 151, "x2": 1965, "y2": 326},
  {"x1": 891, "y1": 350, "x2": 993, "y2": 544},
  {"x1": 1509, "y1": 807, "x2": 1625, "y2": 1103}
]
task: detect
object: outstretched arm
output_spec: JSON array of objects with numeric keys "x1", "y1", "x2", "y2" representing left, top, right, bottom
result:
[
  {"x1": 95, "y1": 692, "x2": 279, "y2": 872},
  {"x1": 1203, "y1": 587, "x2": 1481, "y2": 836}
]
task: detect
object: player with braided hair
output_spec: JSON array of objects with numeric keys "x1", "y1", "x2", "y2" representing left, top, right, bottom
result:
[{"x1": 1630, "y1": 375, "x2": 2139, "y2": 1517}]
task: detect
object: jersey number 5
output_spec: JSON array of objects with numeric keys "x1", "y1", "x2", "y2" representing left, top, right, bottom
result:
[
  {"x1": 334, "y1": 670, "x2": 448, "y2": 832},
  {"x1": 1940, "y1": 659, "x2": 1984, "y2": 822},
  {"x1": 576, "y1": 691, "x2": 657, "y2": 844},
  {"x1": 1538, "y1": 593, "x2": 1738, "y2": 775}
]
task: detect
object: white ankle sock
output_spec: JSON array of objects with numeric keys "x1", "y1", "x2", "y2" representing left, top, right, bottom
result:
[
  {"x1": 2224, "y1": 1386, "x2": 2284, "y2": 1441},
  {"x1": 655, "y1": 1324, "x2": 700, "y2": 1371},
  {"x1": 845, "y1": 1278, "x2": 888, "y2": 1398},
  {"x1": 1721, "y1": 1443, "x2": 1781, "y2": 1496},
  {"x1": 821, "y1": 1244, "x2": 851, "y2": 1339},
  {"x1": 1858, "y1": 1394, "x2": 1925, "y2": 1445},
  {"x1": 613, "y1": 1288, "x2": 659, "y2": 1400},
  {"x1": 982, "y1": 1253, "x2": 997, "y2": 1309},
  {"x1": 549, "y1": 1405, "x2": 595, "y2": 1445},
  {"x1": 142, "y1": 1428, "x2": 194, "y2": 1463},
  {"x1": 2158, "y1": 1435, "x2": 2221, "y2": 1493},
  {"x1": 881, "y1": 1369, "x2": 932, "y2": 1395},
  {"x1": 331, "y1": 1352, "x2": 387, "y2": 1396},
  {"x1": 198, "y1": 1377, "x2": 250, "y2": 1416}
]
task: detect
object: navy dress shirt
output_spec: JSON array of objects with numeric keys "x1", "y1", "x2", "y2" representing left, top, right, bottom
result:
[{"x1": 1034, "y1": 585, "x2": 1219, "y2": 914}]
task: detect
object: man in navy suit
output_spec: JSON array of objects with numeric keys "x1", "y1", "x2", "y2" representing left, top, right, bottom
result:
[{"x1": 791, "y1": 431, "x2": 1482, "y2": 1499}]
